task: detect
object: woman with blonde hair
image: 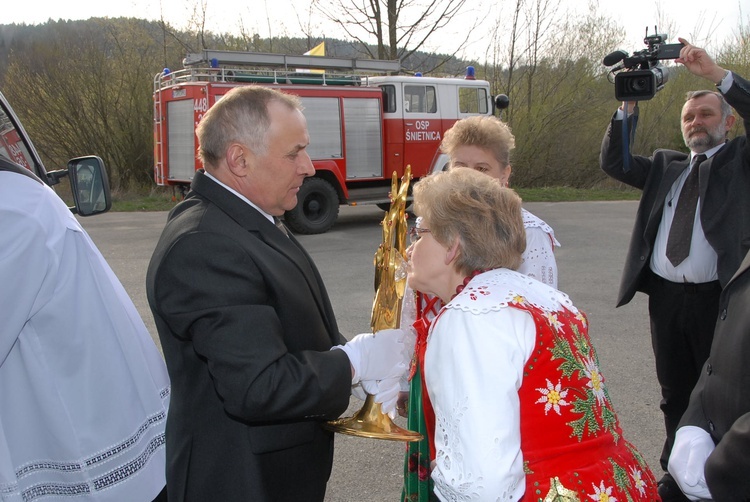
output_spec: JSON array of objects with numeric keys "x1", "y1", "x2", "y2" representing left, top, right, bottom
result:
[
  {"x1": 406, "y1": 167, "x2": 658, "y2": 501},
  {"x1": 401, "y1": 115, "x2": 559, "y2": 501},
  {"x1": 440, "y1": 115, "x2": 558, "y2": 285}
]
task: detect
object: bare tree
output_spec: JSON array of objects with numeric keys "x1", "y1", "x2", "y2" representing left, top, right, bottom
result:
[
  {"x1": 311, "y1": 0, "x2": 475, "y2": 71},
  {"x1": 293, "y1": 1, "x2": 324, "y2": 51},
  {"x1": 4, "y1": 18, "x2": 187, "y2": 189},
  {"x1": 478, "y1": 0, "x2": 630, "y2": 186}
]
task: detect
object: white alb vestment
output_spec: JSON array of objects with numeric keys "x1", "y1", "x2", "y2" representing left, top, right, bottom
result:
[{"x1": 0, "y1": 173, "x2": 170, "y2": 501}]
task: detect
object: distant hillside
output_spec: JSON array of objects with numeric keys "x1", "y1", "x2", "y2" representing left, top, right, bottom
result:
[{"x1": 0, "y1": 19, "x2": 478, "y2": 84}]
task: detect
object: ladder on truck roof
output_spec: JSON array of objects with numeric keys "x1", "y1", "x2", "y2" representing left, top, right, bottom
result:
[{"x1": 182, "y1": 50, "x2": 402, "y2": 74}]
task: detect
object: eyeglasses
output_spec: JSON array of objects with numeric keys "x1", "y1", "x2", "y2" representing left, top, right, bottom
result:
[{"x1": 408, "y1": 226, "x2": 431, "y2": 245}]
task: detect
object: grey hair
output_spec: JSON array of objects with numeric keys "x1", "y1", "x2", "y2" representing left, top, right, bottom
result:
[
  {"x1": 685, "y1": 90, "x2": 733, "y2": 124},
  {"x1": 196, "y1": 86, "x2": 302, "y2": 168}
]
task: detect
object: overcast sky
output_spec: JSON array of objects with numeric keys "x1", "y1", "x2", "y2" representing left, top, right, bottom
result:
[{"x1": 4, "y1": 0, "x2": 746, "y2": 60}]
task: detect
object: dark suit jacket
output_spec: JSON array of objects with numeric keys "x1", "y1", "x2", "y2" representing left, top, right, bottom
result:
[
  {"x1": 678, "y1": 249, "x2": 750, "y2": 501},
  {"x1": 600, "y1": 73, "x2": 750, "y2": 307},
  {"x1": 146, "y1": 170, "x2": 352, "y2": 501}
]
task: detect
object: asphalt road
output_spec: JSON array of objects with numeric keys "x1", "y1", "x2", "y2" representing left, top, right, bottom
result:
[{"x1": 78, "y1": 201, "x2": 663, "y2": 501}]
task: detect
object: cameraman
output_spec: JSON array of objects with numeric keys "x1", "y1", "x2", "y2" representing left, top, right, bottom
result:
[{"x1": 600, "y1": 38, "x2": 750, "y2": 502}]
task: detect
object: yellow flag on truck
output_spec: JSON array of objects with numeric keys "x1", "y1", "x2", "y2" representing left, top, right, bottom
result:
[
  {"x1": 298, "y1": 42, "x2": 325, "y2": 73},
  {"x1": 305, "y1": 42, "x2": 325, "y2": 57}
]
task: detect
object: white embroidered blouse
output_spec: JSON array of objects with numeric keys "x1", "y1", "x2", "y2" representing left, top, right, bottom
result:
[
  {"x1": 425, "y1": 268, "x2": 575, "y2": 501},
  {"x1": 518, "y1": 209, "x2": 559, "y2": 288}
]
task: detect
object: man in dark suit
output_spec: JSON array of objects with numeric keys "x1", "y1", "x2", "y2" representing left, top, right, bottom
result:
[
  {"x1": 146, "y1": 85, "x2": 409, "y2": 501},
  {"x1": 600, "y1": 39, "x2": 750, "y2": 501},
  {"x1": 668, "y1": 248, "x2": 750, "y2": 501}
]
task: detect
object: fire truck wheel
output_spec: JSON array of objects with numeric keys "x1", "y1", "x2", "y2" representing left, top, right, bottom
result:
[{"x1": 284, "y1": 177, "x2": 339, "y2": 234}]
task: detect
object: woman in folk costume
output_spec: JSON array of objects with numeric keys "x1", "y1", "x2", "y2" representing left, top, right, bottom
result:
[
  {"x1": 403, "y1": 167, "x2": 658, "y2": 501},
  {"x1": 400, "y1": 115, "x2": 559, "y2": 501}
]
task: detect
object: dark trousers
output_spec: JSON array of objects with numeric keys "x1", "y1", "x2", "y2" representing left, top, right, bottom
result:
[{"x1": 647, "y1": 272, "x2": 721, "y2": 471}]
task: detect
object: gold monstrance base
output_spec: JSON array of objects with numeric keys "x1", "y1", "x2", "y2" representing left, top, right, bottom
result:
[
  {"x1": 323, "y1": 394, "x2": 423, "y2": 442},
  {"x1": 325, "y1": 165, "x2": 422, "y2": 442}
]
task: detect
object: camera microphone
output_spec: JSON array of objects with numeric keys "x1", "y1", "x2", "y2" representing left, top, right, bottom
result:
[{"x1": 603, "y1": 50, "x2": 628, "y2": 67}]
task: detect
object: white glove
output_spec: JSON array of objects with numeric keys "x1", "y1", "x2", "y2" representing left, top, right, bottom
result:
[
  {"x1": 334, "y1": 328, "x2": 410, "y2": 384},
  {"x1": 351, "y1": 382, "x2": 368, "y2": 401},
  {"x1": 360, "y1": 377, "x2": 402, "y2": 419},
  {"x1": 668, "y1": 426, "x2": 715, "y2": 501}
]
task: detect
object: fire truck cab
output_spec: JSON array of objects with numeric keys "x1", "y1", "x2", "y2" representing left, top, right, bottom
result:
[{"x1": 153, "y1": 50, "x2": 499, "y2": 234}]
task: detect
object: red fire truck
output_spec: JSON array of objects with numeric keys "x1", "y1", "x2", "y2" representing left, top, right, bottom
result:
[{"x1": 153, "y1": 50, "x2": 502, "y2": 234}]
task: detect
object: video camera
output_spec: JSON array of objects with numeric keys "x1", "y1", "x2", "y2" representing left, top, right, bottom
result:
[{"x1": 603, "y1": 29, "x2": 684, "y2": 101}]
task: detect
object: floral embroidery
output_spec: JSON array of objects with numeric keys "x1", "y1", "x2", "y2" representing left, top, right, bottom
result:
[
  {"x1": 626, "y1": 442, "x2": 650, "y2": 471},
  {"x1": 407, "y1": 451, "x2": 431, "y2": 482},
  {"x1": 629, "y1": 466, "x2": 646, "y2": 497},
  {"x1": 535, "y1": 379, "x2": 570, "y2": 415},
  {"x1": 609, "y1": 459, "x2": 631, "y2": 495},
  {"x1": 467, "y1": 285, "x2": 490, "y2": 301},
  {"x1": 575, "y1": 311, "x2": 588, "y2": 327},
  {"x1": 544, "y1": 311, "x2": 563, "y2": 332},
  {"x1": 583, "y1": 357, "x2": 606, "y2": 406},
  {"x1": 588, "y1": 481, "x2": 618, "y2": 502},
  {"x1": 542, "y1": 322, "x2": 619, "y2": 442},
  {"x1": 434, "y1": 270, "x2": 658, "y2": 501}
]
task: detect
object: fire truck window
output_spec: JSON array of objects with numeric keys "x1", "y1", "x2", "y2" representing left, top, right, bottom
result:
[
  {"x1": 458, "y1": 87, "x2": 489, "y2": 114},
  {"x1": 381, "y1": 85, "x2": 396, "y2": 113},
  {"x1": 404, "y1": 85, "x2": 437, "y2": 114}
]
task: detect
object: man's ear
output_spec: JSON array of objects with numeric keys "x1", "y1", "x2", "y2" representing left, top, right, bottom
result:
[
  {"x1": 445, "y1": 237, "x2": 461, "y2": 265},
  {"x1": 226, "y1": 143, "x2": 248, "y2": 176},
  {"x1": 725, "y1": 113, "x2": 736, "y2": 132}
]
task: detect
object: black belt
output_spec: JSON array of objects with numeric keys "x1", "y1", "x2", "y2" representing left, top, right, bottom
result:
[{"x1": 649, "y1": 271, "x2": 720, "y2": 293}]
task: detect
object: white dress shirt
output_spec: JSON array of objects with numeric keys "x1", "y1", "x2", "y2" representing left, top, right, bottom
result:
[{"x1": 650, "y1": 143, "x2": 725, "y2": 283}]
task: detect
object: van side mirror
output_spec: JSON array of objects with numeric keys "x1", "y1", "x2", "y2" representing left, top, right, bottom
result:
[{"x1": 67, "y1": 156, "x2": 111, "y2": 216}]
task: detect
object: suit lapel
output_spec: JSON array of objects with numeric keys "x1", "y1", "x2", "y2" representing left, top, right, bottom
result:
[
  {"x1": 726, "y1": 248, "x2": 750, "y2": 289},
  {"x1": 698, "y1": 143, "x2": 727, "y2": 201},
  {"x1": 189, "y1": 171, "x2": 336, "y2": 335}
]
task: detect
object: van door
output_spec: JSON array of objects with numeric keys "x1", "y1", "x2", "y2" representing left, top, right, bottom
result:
[
  {"x1": 380, "y1": 84, "x2": 404, "y2": 179},
  {"x1": 401, "y1": 82, "x2": 442, "y2": 178}
]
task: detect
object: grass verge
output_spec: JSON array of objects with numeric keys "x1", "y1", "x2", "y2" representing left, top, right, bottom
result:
[
  {"x1": 516, "y1": 186, "x2": 641, "y2": 202},
  {"x1": 108, "y1": 186, "x2": 641, "y2": 211}
]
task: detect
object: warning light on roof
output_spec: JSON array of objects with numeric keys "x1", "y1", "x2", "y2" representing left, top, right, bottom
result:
[
  {"x1": 465, "y1": 66, "x2": 476, "y2": 80},
  {"x1": 210, "y1": 58, "x2": 220, "y2": 69},
  {"x1": 414, "y1": 72, "x2": 422, "y2": 77}
]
